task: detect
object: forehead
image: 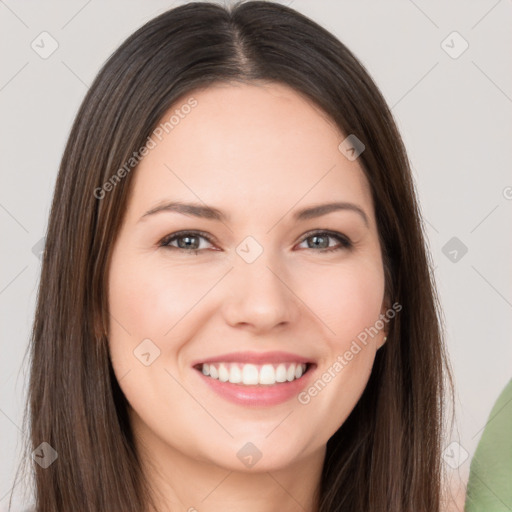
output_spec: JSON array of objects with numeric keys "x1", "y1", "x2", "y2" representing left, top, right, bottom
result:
[{"x1": 125, "y1": 82, "x2": 374, "y2": 225}]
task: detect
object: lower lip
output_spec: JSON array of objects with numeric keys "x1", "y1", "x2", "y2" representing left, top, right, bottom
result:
[{"x1": 194, "y1": 366, "x2": 315, "y2": 407}]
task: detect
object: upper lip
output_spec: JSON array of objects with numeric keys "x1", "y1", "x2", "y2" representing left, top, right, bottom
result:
[{"x1": 191, "y1": 351, "x2": 314, "y2": 367}]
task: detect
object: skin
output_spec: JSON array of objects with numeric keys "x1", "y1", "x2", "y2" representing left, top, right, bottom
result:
[{"x1": 107, "y1": 81, "x2": 388, "y2": 512}]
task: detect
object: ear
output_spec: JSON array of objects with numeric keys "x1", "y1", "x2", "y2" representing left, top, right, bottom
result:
[
  {"x1": 376, "y1": 302, "x2": 390, "y2": 350},
  {"x1": 376, "y1": 333, "x2": 388, "y2": 350}
]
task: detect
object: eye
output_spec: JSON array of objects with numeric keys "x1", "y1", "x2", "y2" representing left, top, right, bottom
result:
[
  {"x1": 158, "y1": 230, "x2": 216, "y2": 255},
  {"x1": 297, "y1": 230, "x2": 352, "y2": 253},
  {"x1": 158, "y1": 229, "x2": 352, "y2": 255}
]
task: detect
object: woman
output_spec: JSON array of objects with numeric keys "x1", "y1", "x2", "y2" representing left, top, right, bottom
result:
[{"x1": 11, "y1": 1, "x2": 454, "y2": 511}]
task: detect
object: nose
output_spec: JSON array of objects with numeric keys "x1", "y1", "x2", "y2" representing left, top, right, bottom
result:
[{"x1": 221, "y1": 252, "x2": 301, "y2": 333}]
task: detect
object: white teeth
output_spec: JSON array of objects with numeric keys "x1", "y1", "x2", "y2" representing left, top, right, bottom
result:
[
  {"x1": 242, "y1": 364, "x2": 259, "y2": 385},
  {"x1": 259, "y1": 364, "x2": 276, "y2": 385},
  {"x1": 286, "y1": 364, "x2": 296, "y2": 382},
  {"x1": 275, "y1": 364, "x2": 287, "y2": 383},
  {"x1": 218, "y1": 363, "x2": 229, "y2": 382},
  {"x1": 199, "y1": 362, "x2": 308, "y2": 386},
  {"x1": 229, "y1": 364, "x2": 242, "y2": 383}
]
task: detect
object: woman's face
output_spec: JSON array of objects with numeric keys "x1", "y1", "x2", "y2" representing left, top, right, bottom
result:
[{"x1": 107, "y1": 81, "x2": 388, "y2": 472}]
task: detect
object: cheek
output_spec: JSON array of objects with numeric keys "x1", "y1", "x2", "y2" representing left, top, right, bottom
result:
[
  {"x1": 108, "y1": 255, "x2": 212, "y2": 340},
  {"x1": 301, "y1": 258, "x2": 385, "y2": 343},
  {"x1": 294, "y1": 259, "x2": 385, "y2": 431}
]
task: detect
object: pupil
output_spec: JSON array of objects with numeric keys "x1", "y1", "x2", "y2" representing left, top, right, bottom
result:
[
  {"x1": 179, "y1": 236, "x2": 198, "y2": 249},
  {"x1": 311, "y1": 235, "x2": 328, "y2": 248}
]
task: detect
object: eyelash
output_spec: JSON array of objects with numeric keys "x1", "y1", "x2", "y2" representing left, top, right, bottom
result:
[{"x1": 158, "y1": 230, "x2": 353, "y2": 255}]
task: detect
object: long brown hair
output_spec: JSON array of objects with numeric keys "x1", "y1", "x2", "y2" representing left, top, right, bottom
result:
[{"x1": 11, "y1": 1, "x2": 454, "y2": 510}]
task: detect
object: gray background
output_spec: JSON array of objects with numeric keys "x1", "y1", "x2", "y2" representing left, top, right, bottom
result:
[{"x1": 1, "y1": 0, "x2": 511, "y2": 509}]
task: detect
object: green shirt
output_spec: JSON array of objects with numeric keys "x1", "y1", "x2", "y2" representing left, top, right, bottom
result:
[{"x1": 465, "y1": 378, "x2": 512, "y2": 512}]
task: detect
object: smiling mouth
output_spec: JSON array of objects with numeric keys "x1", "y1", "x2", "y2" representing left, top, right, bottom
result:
[{"x1": 193, "y1": 362, "x2": 314, "y2": 386}]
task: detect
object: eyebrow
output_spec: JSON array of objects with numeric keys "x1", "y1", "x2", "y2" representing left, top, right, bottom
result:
[{"x1": 139, "y1": 200, "x2": 369, "y2": 227}]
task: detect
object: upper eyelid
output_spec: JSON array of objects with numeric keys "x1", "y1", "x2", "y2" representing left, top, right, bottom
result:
[{"x1": 160, "y1": 230, "x2": 215, "y2": 243}]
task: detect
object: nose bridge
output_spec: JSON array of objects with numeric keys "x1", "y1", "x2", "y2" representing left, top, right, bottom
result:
[{"x1": 222, "y1": 240, "x2": 298, "y2": 330}]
